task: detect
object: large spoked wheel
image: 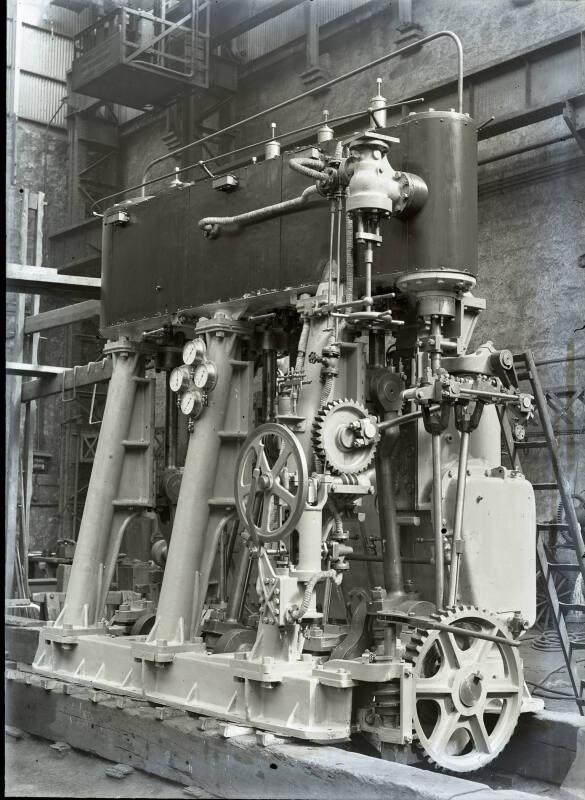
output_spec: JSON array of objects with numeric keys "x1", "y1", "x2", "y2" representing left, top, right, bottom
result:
[
  {"x1": 234, "y1": 423, "x2": 308, "y2": 542},
  {"x1": 407, "y1": 607, "x2": 523, "y2": 773}
]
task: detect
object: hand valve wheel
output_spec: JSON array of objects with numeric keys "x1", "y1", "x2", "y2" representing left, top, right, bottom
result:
[{"x1": 235, "y1": 423, "x2": 308, "y2": 541}]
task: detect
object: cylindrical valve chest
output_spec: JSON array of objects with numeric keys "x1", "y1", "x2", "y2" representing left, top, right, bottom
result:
[{"x1": 386, "y1": 110, "x2": 478, "y2": 276}]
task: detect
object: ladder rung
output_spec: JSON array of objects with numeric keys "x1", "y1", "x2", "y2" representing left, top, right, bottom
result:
[
  {"x1": 516, "y1": 372, "x2": 530, "y2": 381},
  {"x1": 533, "y1": 483, "x2": 558, "y2": 490},
  {"x1": 217, "y1": 431, "x2": 247, "y2": 440},
  {"x1": 516, "y1": 440, "x2": 548, "y2": 449},
  {"x1": 558, "y1": 602, "x2": 585, "y2": 612},
  {"x1": 122, "y1": 440, "x2": 150, "y2": 448},
  {"x1": 538, "y1": 522, "x2": 570, "y2": 529},
  {"x1": 208, "y1": 497, "x2": 235, "y2": 507},
  {"x1": 546, "y1": 562, "x2": 582, "y2": 572}
]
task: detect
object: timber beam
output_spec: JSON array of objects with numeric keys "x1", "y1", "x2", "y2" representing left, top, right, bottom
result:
[
  {"x1": 20, "y1": 358, "x2": 112, "y2": 403},
  {"x1": 23, "y1": 300, "x2": 101, "y2": 334},
  {"x1": 6, "y1": 264, "x2": 101, "y2": 299},
  {"x1": 6, "y1": 362, "x2": 66, "y2": 379}
]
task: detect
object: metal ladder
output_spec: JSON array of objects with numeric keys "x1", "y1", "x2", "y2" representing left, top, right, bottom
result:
[{"x1": 500, "y1": 350, "x2": 585, "y2": 714}]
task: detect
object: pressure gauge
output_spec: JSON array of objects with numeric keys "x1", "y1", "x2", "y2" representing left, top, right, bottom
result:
[
  {"x1": 180, "y1": 388, "x2": 204, "y2": 418},
  {"x1": 193, "y1": 361, "x2": 218, "y2": 391},
  {"x1": 182, "y1": 337, "x2": 206, "y2": 366},
  {"x1": 169, "y1": 365, "x2": 191, "y2": 393}
]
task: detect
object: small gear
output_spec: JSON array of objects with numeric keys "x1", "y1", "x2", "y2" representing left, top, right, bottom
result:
[
  {"x1": 312, "y1": 398, "x2": 378, "y2": 475},
  {"x1": 404, "y1": 606, "x2": 523, "y2": 773}
]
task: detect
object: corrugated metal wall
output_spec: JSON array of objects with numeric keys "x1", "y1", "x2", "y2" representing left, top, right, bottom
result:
[
  {"x1": 10, "y1": 0, "x2": 93, "y2": 128},
  {"x1": 234, "y1": 0, "x2": 372, "y2": 62}
]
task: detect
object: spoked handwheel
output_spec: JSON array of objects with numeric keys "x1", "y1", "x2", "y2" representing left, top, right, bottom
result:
[
  {"x1": 234, "y1": 423, "x2": 308, "y2": 542},
  {"x1": 406, "y1": 606, "x2": 523, "y2": 773}
]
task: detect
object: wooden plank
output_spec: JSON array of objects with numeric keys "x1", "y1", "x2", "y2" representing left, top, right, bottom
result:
[
  {"x1": 22, "y1": 191, "x2": 45, "y2": 586},
  {"x1": 23, "y1": 299, "x2": 100, "y2": 334},
  {"x1": 6, "y1": 362, "x2": 66, "y2": 378},
  {"x1": 6, "y1": 263, "x2": 101, "y2": 298},
  {"x1": 21, "y1": 358, "x2": 113, "y2": 402},
  {"x1": 4, "y1": 676, "x2": 496, "y2": 800},
  {"x1": 5, "y1": 188, "x2": 29, "y2": 600}
]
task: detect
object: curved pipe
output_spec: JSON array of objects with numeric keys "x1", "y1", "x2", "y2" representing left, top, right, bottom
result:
[
  {"x1": 95, "y1": 510, "x2": 144, "y2": 623},
  {"x1": 140, "y1": 31, "x2": 463, "y2": 190},
  {"x1": 289, "y1": 156, "x2": 326, "y2": 181},
  {"x1": 198, "y1": 185, "x2": 319, "y2": 235},
  {"x1": 290, "y1": 569, "x2": 339, "y2": 621}
]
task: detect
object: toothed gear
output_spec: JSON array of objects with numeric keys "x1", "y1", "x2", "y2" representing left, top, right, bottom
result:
[
  {"x1": 312, "y1": 398, "x2": 378, "y2": 475},
  {"x1": 404, "y1": 606, "x2": 523, "y2": 773}
]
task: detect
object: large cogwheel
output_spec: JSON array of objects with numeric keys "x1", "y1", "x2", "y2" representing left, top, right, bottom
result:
[
  {"x1": 404, "y1": 606, "x2": 523, "y2": 773},
  {"x1": 312, "y1": 398, "x2": 378, "y2": 475}
]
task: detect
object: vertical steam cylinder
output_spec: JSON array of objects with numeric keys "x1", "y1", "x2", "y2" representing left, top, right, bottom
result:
[{"x1": 395, "y1": 111, "x2": 478, "y2": 275}]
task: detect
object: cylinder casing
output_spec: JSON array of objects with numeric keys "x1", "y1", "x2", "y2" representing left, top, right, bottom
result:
[{"x1": 391, "y1": 110, "x2": 478, "y2": 275}]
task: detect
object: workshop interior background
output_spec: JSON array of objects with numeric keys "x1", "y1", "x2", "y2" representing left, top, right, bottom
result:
[
  {"x1": 6, "y1": 0, "x2": 585, "y2": 557},
  {"x1": 4, "y1": 0, "x2": 585, "y2": 794}
]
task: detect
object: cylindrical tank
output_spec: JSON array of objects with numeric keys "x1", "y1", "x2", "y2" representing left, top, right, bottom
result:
[{"x1": 387, "y1": 110, "x2": 478, "y2": 276}]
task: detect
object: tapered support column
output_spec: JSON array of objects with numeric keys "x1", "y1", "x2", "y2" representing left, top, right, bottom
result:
[
  {"x1": 153, "y1": 329, "x2": 237, "y2": 644},
  {"x1": 59, "y1": 342, "x2": 143, "y2": 627}
]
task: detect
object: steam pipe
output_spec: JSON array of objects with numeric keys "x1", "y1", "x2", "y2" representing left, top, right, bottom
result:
[
  {"x1": 140, "y1": 31, "x2": 463, "y2": 189},
  {"x1": 198, "y1": 185, "x2": 319, "y2": 233},
  {"x1": 375, "y1": 426, "x2": 405, "y2": 598},
  {"x1": 289, "y1": 156, "x2": 326, "y2": 181},
  {"x1": 89, "y1": 99, "x2": 425, "y2": 214},
  {"x1": 95, "y1": 510, "x2": 143, "y2": 623}
]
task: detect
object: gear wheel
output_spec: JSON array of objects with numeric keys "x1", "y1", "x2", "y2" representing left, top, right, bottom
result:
[
  {"x1": 312, "y1": 398, "x2": 378, "y2": 475},
  {"x1": 404, "y1": 606, "x2": 523, "y2": 773}
]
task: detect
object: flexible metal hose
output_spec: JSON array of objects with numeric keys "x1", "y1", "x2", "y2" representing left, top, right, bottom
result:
[
  {"x1": 295, "y1": 318, "x2": 311, "y2": 374},
  {"x1": 319, "y1": 331, "x2": 337, "y2": 406},
  {"x1": 291, "y1": 569, "x2": 338, "y2": 620},
  {"x1": 327, "y1": 498, "x2": 345, "y2": 538},
  {"x1": 198, "y1": 185, "x2": 319, "y2": 232},
  {"x1": 288, "y1": 156, "x2": 326, "y2": 181},
  {"x1": 345, "y1": 212, "x2": 354, "y2": 307}
]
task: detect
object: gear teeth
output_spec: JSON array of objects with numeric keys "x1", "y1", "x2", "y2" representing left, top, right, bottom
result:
[
  {"x1": 409, "y1": 605, "x2": 522, "y2": 774},
  {"x1": 311, "y1": 398, "x2": 377, "y2": 475}
]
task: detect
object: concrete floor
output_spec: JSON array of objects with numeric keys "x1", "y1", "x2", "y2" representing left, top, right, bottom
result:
[{"x1": 4, "y1": 735, "x2": 191, "y2": 798}]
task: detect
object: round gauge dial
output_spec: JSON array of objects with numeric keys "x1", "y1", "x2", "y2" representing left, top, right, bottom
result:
[
  {"x1": 193, "y1": 361, "x2": 218, "y2": 391},
  {"x1": 180, "y1": 389, "x2": 204, "y2": 417},
  {"x1": 169, "y1": 365, "x2": 191, "y2": 393},
  {"x1": 182, "y1": 337, "x2": 206, "y2": 366}
]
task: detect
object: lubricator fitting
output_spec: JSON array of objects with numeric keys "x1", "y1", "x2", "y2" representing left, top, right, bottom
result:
[
  {"x1": 317, "y1": 110, "x2": 334, "y2": 144},
  {"x1": 370, "y1": 77, "x2": 387, "y2": 127},
  {"x1": 265, "y1": 122, "x2": 281, "y2": 160}
]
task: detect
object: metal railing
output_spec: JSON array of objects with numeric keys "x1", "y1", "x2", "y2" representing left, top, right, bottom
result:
[{"x1": 73, "y1": 0, "x2": 209, "y2": 84}]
